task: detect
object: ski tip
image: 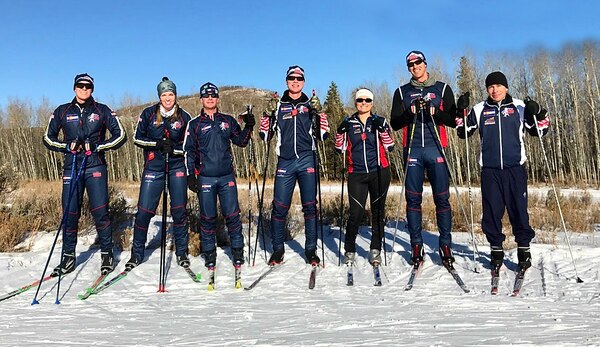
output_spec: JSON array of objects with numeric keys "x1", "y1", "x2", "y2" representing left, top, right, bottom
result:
[
  {"x1": 235, "y1": 282, "x2": 242, "y2": 289},
  {"x1": 576, "y1": 277, "x2": 584, "y2": 283},
  {"x1": 208, "y1": 285, "x2": 215, "y2": 291}
]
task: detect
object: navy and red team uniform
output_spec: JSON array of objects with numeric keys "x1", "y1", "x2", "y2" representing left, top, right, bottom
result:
[
  {"x1": 259, "y1": 91, "x2": 329, "y2": 264},
  {"x1": 456, "y1": 94, "x2": 549, "y2": 251},
  {"x1": 43, "y1": 97, "x2": 126, "y2": 263},
  {"x1": 131, "y1": 104, "x2": 191, "y2": 263},
  {"x1": 390, "y1": 80, "x2": 457, "y2": 261},
  {"x1": 184, "y1": 110, "x2": 252, "y2": 266},
  {"x1": 334, "y1": 114, "x2": 394, "y2": 255}
]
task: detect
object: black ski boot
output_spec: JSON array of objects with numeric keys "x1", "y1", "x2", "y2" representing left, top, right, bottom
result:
[
  {"x1": 343, "y1": 251, "x2": 356, "y2": 265},
  {"x1": 268, "y1": 248, "x2": 285, "y2": 265},
  {"x1": 177, "y1": 253, "x2": 190, "y2": 268},
  {"x1": 411, "y1": 244, "x2": 424, "y2": 265},
  {"x1": 203, "y1": 249, "x2": 217, "y2": 268},
  {"x1": 125, "y1": 254, "x2": 142, "y2": 272},
  {"x1": 305, "y1": 249, "x2": 320, "y2": 266},
  {"x1": 52, "y1": 252, "x2": 76, "y2": 277},
  {"x1": 100, "y1": 251, "x2": 115, "y2": 275},
  {"x1": 491, "y1": 246, "x2": 504, "y2": 273},
  {"x1": 517, "y1": 247, "x2": 532, "y2": 270},
  {"x1": 232, "y1": 248, "x2": 244, "y2": 266},
  {"x1": 439, "y1": 245, "x2": 455, "y2": 267}
]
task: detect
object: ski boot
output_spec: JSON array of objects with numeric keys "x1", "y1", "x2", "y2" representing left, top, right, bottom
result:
[
  {"x1": 177, "y1": 253, "x2": 191, "y2": 268},
  {"x1": 411, "y1": 243, "x2": 424, "y2": 265},
  {"x1": 125, "y1": 254, "x2": 142, "y2": 272},
  {"x1": 369, "y1": 249, "x2": 382, "y2": 266},
  {"x1": 343, "y1": 251, "x2": 356, "y2": 266},
  {"x1": 100, "y1": 251, "x2": 115, "y2": 275},
  {"x1": 52, "y1": 252, "x2": 76, "y2": 277},
  {"x1": 203, "y1": 249, "x2": 217, "y2": 268},
  {"x1": 439, "y1": 245, "x2": 455, "y2": 268},
  {"x1": 517, "y1": 247, "x2": 532, "y2": 271},
  {"x1": 305, "y1": 249, "x2": 320, "y2": 266},
  {"x1": 268, "y1": 248, "x2": 285, "y2": 265},
  {"x1": 232, "y1": 248, "x2": 244, "y2": 267}
]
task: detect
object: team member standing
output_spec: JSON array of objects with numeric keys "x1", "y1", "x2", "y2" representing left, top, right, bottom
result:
[
  {"x1": 455, "y1": 71, "x2": 549, "y2": 274},
  {"x1": 259, "y1": 65, "x2": 330, "y2": 265},
  {"x1": 126, "y1": 77, "x2": 192, "y2": 271},
  {"x1": 390, "y1": 51, "x2": 459, "y2": 266},
  {"x1": 335, "y1": 88, "x2": 395, "y2": 266},
  {"x1": 184, "y1": 82, "x2": 254, "y2": 268},
  {"x1": 43, "y1": 73, "x2": 127, "y2": 276}
]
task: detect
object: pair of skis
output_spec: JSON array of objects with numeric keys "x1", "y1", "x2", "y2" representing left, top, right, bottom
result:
[
  {"x1": 345, "y1": 264, "x2": 382, "y2": 286},
  {"x1": 404, "y1": 261, "x2": 470, "y2": 293},
  {"x1": 491, "y1": 267, "x2": 528, "y2": 296},
  {"x1": 206, "y1": 265, "x2": 242, "y2": 291}
]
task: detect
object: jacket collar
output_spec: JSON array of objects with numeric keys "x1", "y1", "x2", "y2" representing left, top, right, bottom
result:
[{"x1": 485, "y1": 93, "x2": 514, "y2": 108}]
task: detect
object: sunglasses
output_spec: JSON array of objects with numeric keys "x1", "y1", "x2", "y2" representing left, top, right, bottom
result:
[
  {"x1": 201, "y1": 94, "x2": 218, "y2": 99},
  {"x1": 407, "y1": 60, "x2": 424, "y2": 68},
  {"x1": 75, "y1": 83, "x2": 93, "y2": 90},
  {"x1": 286, "y1": 76, "x2": 305, "y2": 82},
  {"x1": 356, "y1": 98, "x2": 373, "y2": 103}
]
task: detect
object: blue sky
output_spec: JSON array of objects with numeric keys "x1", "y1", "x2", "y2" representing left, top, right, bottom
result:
[{"x1": 2, "y1": 0, "x2": 600, "y2": 110}]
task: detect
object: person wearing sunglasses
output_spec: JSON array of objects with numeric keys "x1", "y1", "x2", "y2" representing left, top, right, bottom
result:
[
  {"x1": 455, "y1": 71, "x2": 549, "y2": 276},
  {"x1": 334, "y1": 88, "x2": 395, "y2": 266},
  {"x1": 183, "y1": 82, "x2": 255, "y2": 269},
  {"x1": 43, "y1": 73, "x2": 127, "y2": 276},
  {"x1": 258, "y1": 65, "x2": 330, "y2": 265},
  {"x1": 125, "y1": 77, "x2": 192, "y2": 271},
  {"x1": 389, "y1": 51, "x2": 459, "y2": 268}
]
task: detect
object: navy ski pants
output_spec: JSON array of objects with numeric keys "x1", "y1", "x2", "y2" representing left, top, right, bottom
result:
[
  {"x1": 404, "y1": 146, "x2": 452, "y2": 249},
  {"x1": 197, "y1": 173, "x2": 243, "y2": 253},
  {"x1": 132, "y1": 167, "x2": 188, "y2": 260},
  {"x1": 61, "y1": 163, "x2": 112, "y2": 254},
  {"x1": 270, "y1": 152, "x2": 318, "y2": 253},
  {"x1": 481, "y1": 165, "x2": 535, "y2": 247}
]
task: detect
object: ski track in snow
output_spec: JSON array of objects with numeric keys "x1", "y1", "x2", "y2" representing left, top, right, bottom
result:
[{"x1": 1, "y1": 221, "x2": 599, "y2": 346}]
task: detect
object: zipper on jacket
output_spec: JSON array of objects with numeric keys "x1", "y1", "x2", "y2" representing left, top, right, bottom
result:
[{"x1": 497, "y1": 103, "x2": 504, "y2": 170}]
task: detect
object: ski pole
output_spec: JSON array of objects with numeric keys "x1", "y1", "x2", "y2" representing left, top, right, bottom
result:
[
  {"x1": 375, "y1": 125, "x2": 387, "y2": 266},
  {"x1": 338, "y1": 147, "x2": 346, "y2": 266},
  {"x1": 158, "y1": 129, "x2": 170, "y2": 292},
  {"x1": 252, "y1": 111, "x2": 274, "y2": 266},
  {"x1": 425, "y1": 99, "x2": 480, "y2": 272},
  {"x1": 462, "y1": 104, "x2": 479, "y2": 271},
  {"x1": 32, "y1": 151, "x2": 87, "y2": 305},
  {"x1": 389, "y1": 115, "x2": 417, "y2": 264},
  {"x1": 527, "y1": 97, "x2": 583, "y2": 283},
  {"x1": 310, "y1": 91, "x2": 326, "y2": 267}
]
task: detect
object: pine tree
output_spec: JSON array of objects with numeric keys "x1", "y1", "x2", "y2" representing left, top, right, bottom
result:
[{"x1": 321, "y1": 82, "x2": 345, "y2": 180}]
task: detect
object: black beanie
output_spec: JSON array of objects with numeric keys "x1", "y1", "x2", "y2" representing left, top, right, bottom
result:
[{"x1": 485, "y1": 71, "x2": 508, "y2": 89}]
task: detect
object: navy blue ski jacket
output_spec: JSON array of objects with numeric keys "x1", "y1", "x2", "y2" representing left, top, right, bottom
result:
[
  {"x1": 43, "y1": 97, "x2": 127, "y2": 169},
  {"x1": 134, "y1": 104, "x2": 191, "y2": 172},
  {"x1": 184, "y1": 110, "x2": 251, "y2": 177},
  {"x1": 456, "y1": 94, "x2": 550, "y2": 169}
]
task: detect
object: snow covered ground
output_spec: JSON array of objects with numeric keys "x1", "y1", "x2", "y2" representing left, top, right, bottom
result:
[{"x1": 1, "y1": 219, "x2": 599, "y2": 346}]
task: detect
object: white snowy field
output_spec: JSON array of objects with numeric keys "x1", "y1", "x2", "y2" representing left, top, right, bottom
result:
[{"x1": 1, "y1": 220, "x2": 599, "y2": 346}]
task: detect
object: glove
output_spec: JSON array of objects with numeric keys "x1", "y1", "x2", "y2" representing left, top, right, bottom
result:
[
  {"x1": 84, "y1": 140, "x2": 99, "y2": 154},
  {"x1": 187, "y1": 175, "x2": 199, "y2": 193},
  {"x1": 66, "y1": 139, "x2": 83, "y2": 153},
  {"x1": 309, "y1": 90, "x2": 322, "y2": 112},
  {"x1": 370, "y1": 115, "x2": 385, "y2": 133},
  {"x1": 266, "y1": 92, "x2": 279, "y2": 115},
  {"x1": 156, "y1": 138, "x2": 173, "y2": 154},
  {"x1": 457, "y1": 92, "x2": 470, "y2": 110},
  {"x1": 310, "y1": 109, "x2": 321, "y2": 141},
  {"x1": 336, "y1": 117, "x2": 350, "y2": 134},
  {"x1": 243, "y1": 112, "x2": 256, "y2": 128},
  {"x1": 410, "y1": 97, "x2": 428, "y2": 115},
  {"x1": 524, "y1": 97, "x2": 547, "y2": 121}
]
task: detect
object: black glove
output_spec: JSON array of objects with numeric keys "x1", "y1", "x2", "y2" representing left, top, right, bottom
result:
[
  {"x1": 84, "y1": 141, "x2": 99, "y2": 154},
  {"x1": 371, "y1": 115, "x2": 385, "y2": 133},
  {"x1": 337, "y1": 117, "x2": 350, "y2": 134},
  {"x1": 66, "y1": 139, "x2": 83, "y2": 153},
  {"x1": 243, "y1": 112, "x2": 256, "y2": 128},
  {"x1": 310, "y1": 109, "x2": 321, "y2": 141},
  {"x1": 156, "y1": 138, "x2": 173, "y2": 154},
  {"x1": 410, "y1": 97, "x2": 428, "y2": 115},
  {"x1": 457, "y1": 92, "x2": 470, "y2": 110},
  {"x1": 524, "y1": 97, "x2": 547, "y2": 122},
  {"x1": 187, "y1": 175, "x2": 199, "y2": 193}
]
